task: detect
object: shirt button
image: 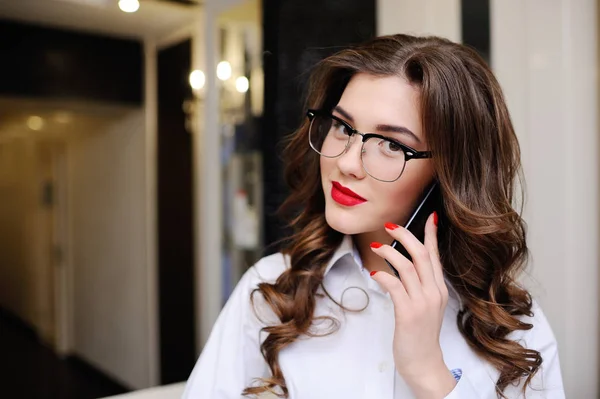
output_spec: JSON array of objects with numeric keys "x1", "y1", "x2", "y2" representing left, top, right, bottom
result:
[{"x1": 378, "y1": 362, "x2": 389, "y2": 372}]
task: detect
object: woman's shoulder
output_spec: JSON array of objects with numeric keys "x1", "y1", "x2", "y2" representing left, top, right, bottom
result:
[
  {"x1": 246, "y1": 251, "x2": 290, "y2": 284},
  {"x1": 227, "y1": 252, "x2": 290, "y2": 326},
  {"x1": 509, "y1": 298, "x2": 559, "y2": 351},
  {"x1": 234, "y1": 251, "x2": 291, "y2": 295}
]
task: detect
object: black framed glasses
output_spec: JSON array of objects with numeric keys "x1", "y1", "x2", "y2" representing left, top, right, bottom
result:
[{"x1": 307, "y1": 109, "x2": 432, "y2": 182}]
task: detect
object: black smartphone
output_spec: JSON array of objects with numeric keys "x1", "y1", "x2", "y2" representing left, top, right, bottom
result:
[{"x1": 385, "y1": 183, "x2": 440, "y2": 279}]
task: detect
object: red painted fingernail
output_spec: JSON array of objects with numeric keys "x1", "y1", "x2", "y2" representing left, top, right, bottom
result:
[
  {"x1": 370, "y1": 242, "x2": 383, "y2": 249},
  {"x1": 385, "y1": 222, "x2": 400, "y2": 230},
  {"x1": 370, "y1": 271, "x2": 378, "y2": 277},
  {"x1": 433, "y1": 211, "x2": 438, "y2": 226}
]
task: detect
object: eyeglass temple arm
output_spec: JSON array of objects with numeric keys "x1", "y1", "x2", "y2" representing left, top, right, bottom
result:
[{"x1": 405, "y1": 150, "x2": 433, "y2": 160}]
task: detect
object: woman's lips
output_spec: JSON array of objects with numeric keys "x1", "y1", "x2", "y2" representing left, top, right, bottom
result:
[{"x1": 331, "y1": 181, "x2": 367, "y2": 206}]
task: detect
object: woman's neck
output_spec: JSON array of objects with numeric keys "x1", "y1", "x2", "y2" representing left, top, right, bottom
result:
[{"x1": 353, "y1": 231, "x2": 395, "y2": 273}]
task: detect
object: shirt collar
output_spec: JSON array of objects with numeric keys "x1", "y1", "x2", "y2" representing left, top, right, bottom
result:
[
  {"x1": 323, "y1": 234, "x2": 355, "y2": 276},
  {"x1": 322, "y1": 235, "x2": 464, "y2": 310}
]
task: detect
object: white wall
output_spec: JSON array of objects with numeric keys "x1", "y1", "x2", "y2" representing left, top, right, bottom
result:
[
  {"x1": 68, "y1": 110, "x2": 152, "y2": 390},
  {"x1": 379, "y1": 0, "x2": 599, "y2": 397},
  {"x1": 377, "y1": 0, "x2": 461, "y2": 41},
  {"x1": 491, "y1": 1, "x2": 599, "y2": 396}
]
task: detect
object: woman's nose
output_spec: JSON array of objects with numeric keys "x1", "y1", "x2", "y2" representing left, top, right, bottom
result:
[{"x1": 336, "y1": 136, "x2": 366, "y2": 179}]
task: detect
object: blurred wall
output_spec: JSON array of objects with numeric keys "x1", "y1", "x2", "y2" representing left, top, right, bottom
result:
[
  {"x1": 0, "y1": 138, "x2": 53, "y2": 341},
  {"x1": 492, "y1": 1, "x2": 599, "y2": 396},
  {"x1": 68, "y1": 110, "x2": 151, "y2": 390},
  {"x1": 377, "y1": 0, "x2": 461, "y2": 41}
]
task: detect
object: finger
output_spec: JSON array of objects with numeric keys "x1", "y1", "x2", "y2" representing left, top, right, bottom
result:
[
  {"x1": 370, "y1": 269, "x2": 409, "y2": 306},
  {"x1": 423, "y1": 212, "x2": 449, "y2": 305},
  {"x1": 423, "y1": 212, "x2": 442, "y2": 285},
  {"x1": 384, "y1": 222, "x2": 436, "y2": 287},
  {"x1": 370, "y1": 242, "x2": 423, "y2": 299}
]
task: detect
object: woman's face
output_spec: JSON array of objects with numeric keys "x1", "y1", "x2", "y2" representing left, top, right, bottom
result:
[{"x1": 320, "y1": 73, "x2": 435, "y2": 235}]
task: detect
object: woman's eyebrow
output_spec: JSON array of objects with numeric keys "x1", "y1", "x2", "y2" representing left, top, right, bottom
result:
[
  {"x1": 333, "y1": 105, "x2": 354, "y2": 122},
  {"x1": 334, "y1": 105, "x2": 422, "y2": 144},
  {"x1": 375, "y1": 124, "x2": 421, "y2": 144}
]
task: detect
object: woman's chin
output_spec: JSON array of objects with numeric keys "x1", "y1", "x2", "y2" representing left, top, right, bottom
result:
[{"x1": 325, "y1": 208, "x2": 374, "y2": 235}]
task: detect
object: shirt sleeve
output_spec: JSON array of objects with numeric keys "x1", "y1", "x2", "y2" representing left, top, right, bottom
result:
[
  {"x1": 444, "y1": 301, "x2": 565, "y2": 399},
  {"x1": 182, "y1": 266, "x2": 271, "y2": 399}
]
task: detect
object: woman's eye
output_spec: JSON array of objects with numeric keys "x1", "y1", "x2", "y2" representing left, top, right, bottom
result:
[
  {"x1": 332, "y1": 121, "x2": 350, "y2": 136},
  {"x1": 376, "y1": 139, "x2": 405, "y2": 157},
  {"x1": 384, "y1": 140, "x2": 401, "y2": 152},
  {"x1": 388, "y1": 141, "x2": 402, "y2": 152}
]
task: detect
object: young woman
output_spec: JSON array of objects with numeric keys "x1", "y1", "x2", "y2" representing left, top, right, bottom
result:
[{"x1": 183, "y1": 34, "x2": 565, "y2": 398}]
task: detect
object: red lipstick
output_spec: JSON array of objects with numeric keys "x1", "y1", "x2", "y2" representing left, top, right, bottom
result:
[{"x1": 331, "y1": 181, "x2": 367, "y2": 206}]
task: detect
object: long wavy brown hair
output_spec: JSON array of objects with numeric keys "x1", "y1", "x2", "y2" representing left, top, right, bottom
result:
[{"x1": 243, "y1": 34, "x2": 541, "y2": 398}]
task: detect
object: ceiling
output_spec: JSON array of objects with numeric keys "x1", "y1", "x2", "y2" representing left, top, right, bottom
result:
[{"x1": 0, "y1": 0, "x2": 201, "y2": 40}]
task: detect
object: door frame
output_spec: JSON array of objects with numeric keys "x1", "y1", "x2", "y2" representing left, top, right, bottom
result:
[{"x1": 51, "y1": 142, "x2": 73, "y2": 357}]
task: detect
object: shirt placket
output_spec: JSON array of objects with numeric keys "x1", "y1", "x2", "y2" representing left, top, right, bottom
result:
[{"x1": 363, "y1": 291, "x2": 396, "y2": 399}]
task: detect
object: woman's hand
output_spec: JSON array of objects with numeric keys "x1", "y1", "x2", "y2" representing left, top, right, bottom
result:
[{"x1": 369, "y1": 212, "x2": 457, "y2": 399}]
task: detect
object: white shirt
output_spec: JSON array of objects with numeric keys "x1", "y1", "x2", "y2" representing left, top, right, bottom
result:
[{"x1": 183, "y1": 235, "x2": 565, "y2": 399}]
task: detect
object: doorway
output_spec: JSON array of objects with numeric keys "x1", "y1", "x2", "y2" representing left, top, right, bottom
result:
[{"x1": 157, "y1": 38, "x2": 196, "y2": 384}]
